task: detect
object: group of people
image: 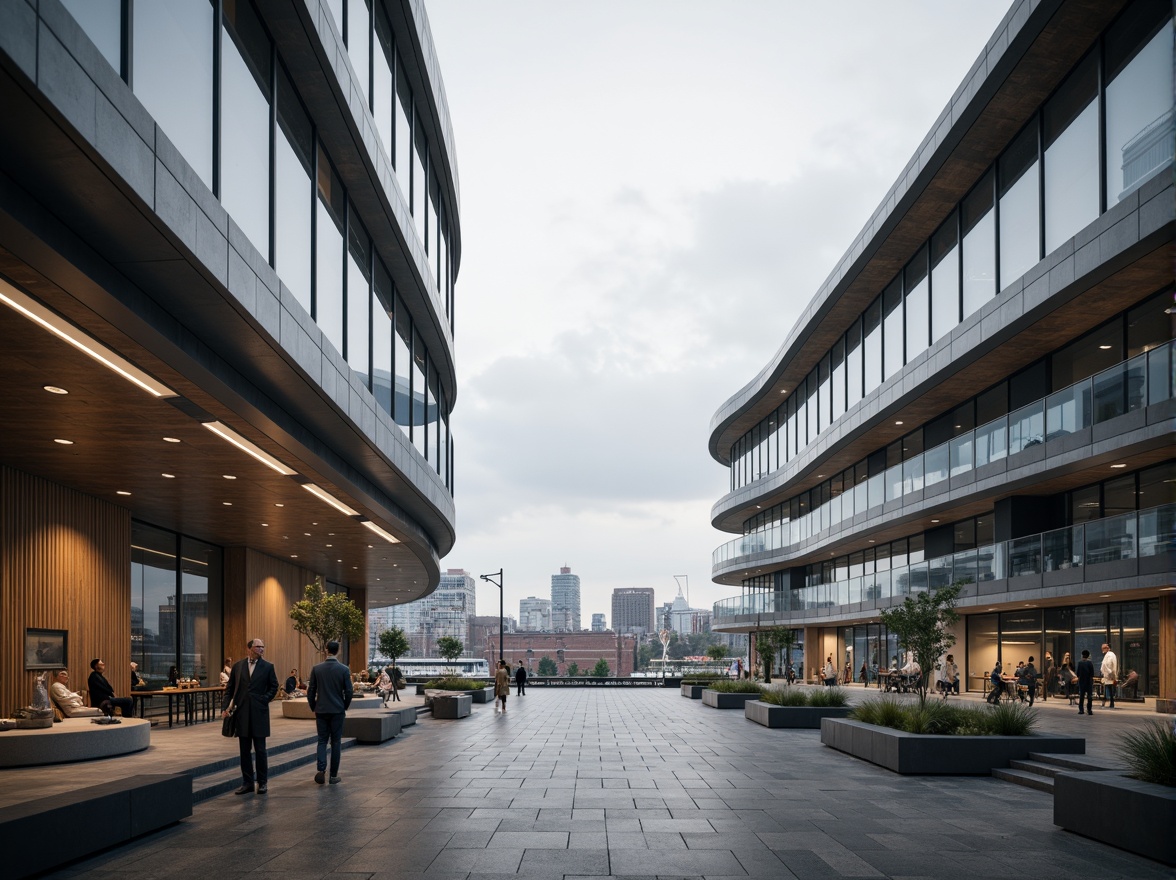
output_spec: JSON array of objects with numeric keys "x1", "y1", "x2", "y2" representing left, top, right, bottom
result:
[
  {"x1": 48, "y1": 658, "x2": 136, "y2": 718},
  {"x1": 492, "y1": 659, "x2": 528, "y2": 712},
  {"x1": 986, "y1": 644, "x2": 1119, "y2": 712}
]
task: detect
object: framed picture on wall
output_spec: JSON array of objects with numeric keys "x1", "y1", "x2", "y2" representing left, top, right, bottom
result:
[{"x1": 24, "y1": 628, "x2": 67, "y2": 670}]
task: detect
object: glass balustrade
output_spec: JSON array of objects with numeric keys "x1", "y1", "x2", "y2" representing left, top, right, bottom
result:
[
  {"x1": 713, "y1": 503, "x2": 1173, "y2": 621},
  {"x1": 714, "y1": 342, "x2": 1173, "y2": 569}
]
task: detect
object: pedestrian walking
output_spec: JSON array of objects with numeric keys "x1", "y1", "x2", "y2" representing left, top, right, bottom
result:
[
  {"x1": 1100, "y1": 643, "x2": 1118, "y2": 709},
  {"x1": 494, "y1": 660, "x2": 510, "y2": 713},
  {"x1": 307, "y1": 640, "x2": 353, "y2": 785},
  {"x1": 1076, "y1": 649, "x2": 1095, "y2": 715},
  {"x1": 514, "y1": 660, "x2": 527, "y2": 696},
  {"x1": 1042, "y1": 652, "x2": 1056, "y2": 700},
  {"x1": 221, "y1": 638, "x2": 279, "y2": 794}
]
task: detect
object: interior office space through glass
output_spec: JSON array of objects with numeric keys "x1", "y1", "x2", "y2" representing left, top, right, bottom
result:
[
  {"x1": 727, "y1": 2, "x2": 1173, "y2": 494},
  {"x1": 59, "y1": 0, "x2": 456, "y2": 489}
]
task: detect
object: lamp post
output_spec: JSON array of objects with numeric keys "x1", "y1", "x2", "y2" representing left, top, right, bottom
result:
[{"x1": 479, "y1": 569, "x2": 504, "y2": 664}]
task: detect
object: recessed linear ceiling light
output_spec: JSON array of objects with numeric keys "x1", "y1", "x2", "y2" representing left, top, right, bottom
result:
[
  {"x1": 1099, "y1": 344, "x2": 1113, "y2": 350},
  {"x1": 162, "y1": 473, "x2": 175, "y2": 479},
  {"x1": 0, "y1": 278, "x2": 175, "y2": 398},
  {"x1": 1110, "y1": 463, "x2": 1127, "y2": 468},
  {"x1": 895, "y1": 420, "x2": 904, "y2": 426},
  {"x1": 361, "y1": 520, "x2": 400, "y2": 544},
  {"x1": 53, "y1": 438, "x2": 73, "y2": 445},
  {"x1": 222, "y1": 502, "x2": 232, "y2": 506},
  {"x1": 302, "y1": 483, "x2": 359, "y2": 517},
  {"x1": 43, "y1": 385, "x2": 68, "y2": 395},
  {"x1": 223, "y1": 474, "x2": 237, "y2": 480},
  {"x1": 275, "y1": 503, "x2": 284, "y2": 507},
  {"x1": 203, "y1": 421, "x2": 296, "y2": 476},
  {"x1": 163, "y1": 437, "x2": 181, "y2": 443},
  {"x1": 116, "y1": 490, "x2": 131, "y2": 496}
]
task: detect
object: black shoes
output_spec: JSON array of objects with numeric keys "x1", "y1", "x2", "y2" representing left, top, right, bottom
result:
[
  {"x1": 315, "y1": 770, "x2": 325, "y2": 784},
  {"x1": 234, "y1": 784, "x2": 253, "y2": 795},
  {"x1": 257, "y1": 783, "x2": 267, "y2": 794}
]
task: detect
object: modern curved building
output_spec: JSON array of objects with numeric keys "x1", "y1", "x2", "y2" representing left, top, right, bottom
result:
[
  {"x1": 0, "y1": 0, "x2": 459, "y2": 711},
  {"x1": 709, "y1": 0, "x2": 1174, "y2": 709}
]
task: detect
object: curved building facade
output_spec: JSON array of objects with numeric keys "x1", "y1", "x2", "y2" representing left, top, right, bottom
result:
[
  {"x1": 708, "y1": 0, "x2": 1174, "y2": 707},
  {"x1": 0, "y1": 0, "x2": 460, "y2": 709}
]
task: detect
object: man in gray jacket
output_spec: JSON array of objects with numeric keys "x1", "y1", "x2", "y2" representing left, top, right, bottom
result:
[{"x1": 307, "y1": 640, "x2": 353, "y2": 784}]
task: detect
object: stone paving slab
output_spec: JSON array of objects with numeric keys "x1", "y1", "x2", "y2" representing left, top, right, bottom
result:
[{"x1": 39, "y1": 688, "x2": 1176, "y2": 879}]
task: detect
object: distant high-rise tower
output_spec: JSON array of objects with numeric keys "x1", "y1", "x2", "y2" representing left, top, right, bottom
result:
[
  {"x1": 611, "y1": 588, "x2": 656, "y2": 635},
  {"x1": 518, "y1": 597, "x2": 552, "y2": 631},
  {"x1": 551, "y1": 565, "x2": 581, "y2": 632},
  {"x1": 591, "y1": 613, "x2": 607, "y2": 632}
]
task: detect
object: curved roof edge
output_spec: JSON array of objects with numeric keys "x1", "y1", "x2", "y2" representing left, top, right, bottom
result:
[{"x1": 707, "y1": 0, "x2": 1060, "y2": 465}]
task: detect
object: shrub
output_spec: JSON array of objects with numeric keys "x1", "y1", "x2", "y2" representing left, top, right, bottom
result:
[
  {"x1": 423, "y1": 677, "x2": 483, "y2": 691},
  {"x1": 981, "y1": 701, "x2": 1038, "y2": 736},
  {"x1": 1120, "y1": 721, "x2": 1176, "y2": 787},
  {"x1": 681, "y1": 673, "x2": 726, "y2": 684},
  {"x1": 901, "y1": 701, "x2": 961, "y2": 735},
  {"x1": 708, "y1": 680, "x2": 763, "y2": 694},
  {"x1": 808, "y1": 687, "x2": 850, "y2": 708},
  {"x1": 761, "y1": 688, "x2": 809, "y2": 707}
]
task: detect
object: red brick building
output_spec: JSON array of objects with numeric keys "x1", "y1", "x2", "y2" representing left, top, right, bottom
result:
[{"x1": 488, "y1": 632, "x2": 636, "y2": 677}]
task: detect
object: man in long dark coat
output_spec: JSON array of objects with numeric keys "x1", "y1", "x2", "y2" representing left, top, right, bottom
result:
[{"x1": 221, "y1": 637, "x2": 279, "y2": 794}]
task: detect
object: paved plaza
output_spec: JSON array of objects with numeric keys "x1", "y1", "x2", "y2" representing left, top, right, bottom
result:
[{"x1": 44, "y1": 688, "x2": 1175, "y2": 880}]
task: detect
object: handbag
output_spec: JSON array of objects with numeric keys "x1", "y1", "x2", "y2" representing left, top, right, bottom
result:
[{"x1": 221, "y1": 699, "x2": 238, "y2": 738}]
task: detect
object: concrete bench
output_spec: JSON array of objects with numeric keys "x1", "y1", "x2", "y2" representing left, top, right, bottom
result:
[
  {"x1": 0, "y1": 773, "x2": 191, "y2": 877},
  {"x1": 343, "y1": 712, "x2": 401, "y2": 743},
  {"x1": 385, "y1": 704, "x2": 417, "y2": 728},
  {"x1": 281, "y1": 695, "x2": 381, "y2": 719},
  {"x1": 0, "y1": 717, "x2": 150, "y2": 768},
  {"x1": 431, "y1": 694, "x2": 471, "y2": 719}
]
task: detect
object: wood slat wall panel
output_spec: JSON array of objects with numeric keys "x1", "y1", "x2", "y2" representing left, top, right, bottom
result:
[
  {"x1": 1160, "y1": 595, "x2": 1175, "y2": 703},
  {"x1": 1, "y1": 467, "x2": 130, "y2": 714},
  {"x1": 241, "y1": 550, "x2": 322, "y2": 686}
]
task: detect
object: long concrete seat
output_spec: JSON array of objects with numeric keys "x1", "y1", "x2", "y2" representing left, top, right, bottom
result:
[
  {"x1": 385, "y1": 704, "x2": 417, "y2": 727},
  {"x1": 0, "y1": 717, "x2": 150, "y2": 768},
  {"x1": 431, "y1": 694, "x2": 471, "y2": 719},
  {"x1": 0, "y1": 773, "x2": 191, "y2": 877},
  {"x1": 281, "y1": 694, "x2": 381, "y2": 719}
]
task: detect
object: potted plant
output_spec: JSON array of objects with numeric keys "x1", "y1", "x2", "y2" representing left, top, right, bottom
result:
[
  {"x1": 746, "y1": 686, "x2": 852, "y2": 728},
  {"x1": 701, "y1": 679, "x2": 763, "y2": 709}
]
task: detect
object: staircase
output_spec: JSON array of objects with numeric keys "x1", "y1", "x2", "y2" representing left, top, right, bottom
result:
[{"x1": 991, "y1": 752, "x2": 1116, "y2": 793}]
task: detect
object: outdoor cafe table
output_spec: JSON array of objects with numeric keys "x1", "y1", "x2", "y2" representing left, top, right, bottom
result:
[{"x1": 132, "y1": 686, "x2": 225, "y2": 727}]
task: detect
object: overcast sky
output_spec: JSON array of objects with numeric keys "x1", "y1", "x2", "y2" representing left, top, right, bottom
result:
[{"x1": 422, "y1": 2, "x2": 1011, "y2": 626}]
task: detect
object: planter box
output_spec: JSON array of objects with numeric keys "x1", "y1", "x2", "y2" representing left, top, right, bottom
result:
[
  {"x1": 468, "y1": 687, "x2": 495, "y2": 704},
  {"x1": 1054, "y1": 771, "x2": 1176, "y2": 866},
  {"x1": 701, "y1": 689, "x2": 762, "y2": 709},
  {"x1": 745, "y1": 701, "x2": 852, "y2": 728},
  {"x1": 820, "y1": 718, "x2": 1084, "y2": 775},
  {"x1": 681, "y1": 684, "x2": 706, "y2": 699},
  {"x1": 431, "y1": 694, "x2": 471, "y2": 719}
]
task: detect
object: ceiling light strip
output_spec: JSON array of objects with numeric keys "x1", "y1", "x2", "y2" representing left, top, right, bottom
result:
[
  {"x1": 361, "y1": 519, "x2": 401, "y2": 544},
  {"x1": 202, "y1": 421, "x2": 297, "y2": 475},
  {"x1": 0, "y1": 277, "x2": 175, "y2": 398},
  {"x1": 302, "y1": 483, "x2": 359, "y2": 517}
]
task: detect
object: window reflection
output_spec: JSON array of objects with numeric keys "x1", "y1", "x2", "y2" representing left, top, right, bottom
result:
[
  {"x1": 347, "y1": 0, "x2": 371, "y2": 105},
  {"x1": 905, "y1": 247, "x2": 929, "y2": 362},
  {"x1": 961, "y1": 170, "x2": 995, "y2": 319},
  {"x1": 347, "y1": 209, "x2": 371, "y2": 385},
  {"x1": 276, "y1": 65, "x2": 314, "y2": 313},
  {"x1": 394, "y1": 294, "x2": 412, "y2": 432},
  {"x1": 134, "y1": 0, "x2": 214, "y2": 188},
  {"x1": 316, "y1": 146, "x2": 346, "y2": 356},
  {"x1": 1044, "y1": 52, "x2": 1098, "y2": 252},
  {"x1": 61, "y1": 0, "x2": 121, "y2": 73},
  {"x1": 372, "y1": 261, "x2": 394, "y2": 416},
  {"x1": 998, "y1": 123, "x2": 1040, "y2": 286},
  {"x1": 883, "y1": 280, "x2": 903, "y2": 379},
  {"x1": 930, "y1": 215, "x2": 959, "y2": 343}
]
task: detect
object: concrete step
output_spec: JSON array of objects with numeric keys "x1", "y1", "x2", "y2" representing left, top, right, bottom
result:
[
  {"x1": 1007, "y1": 758, "x2": 1073, "y2": 779},
  {"x1": 1026, "y1": 752, "x2": 1116, "y2": 772},
  {"x1": 991, "y1": 767, "x2": 1054, "y2": 793},
  {"x1": 185, "y1": 732, "x2": 322, "y2": 780},
  {"x1": 192, "y1": 738, "x2": 357, "y2": 802}
]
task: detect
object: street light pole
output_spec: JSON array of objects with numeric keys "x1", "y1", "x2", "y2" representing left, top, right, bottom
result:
[{"x1": 480, "y1": 569, "x2": 504, "y2": 664}]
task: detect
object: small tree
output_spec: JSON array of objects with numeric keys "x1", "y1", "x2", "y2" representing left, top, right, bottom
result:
[
  {"x1": 755, "y1": 628, "x2": 786, "y2": 684},
  {"x1": 537, "y1": 656, "x2": 558, "y2": 676},
  {"x1": 377, "y1": 627, "x2": 410, "y2": 667},
  {"x1": 705, "y1": 644, "x2": 727, "y2": 671},
  {"x1": 566, "y1": 661, "x2": 581, "y2": 678},
  {"x1": 879, "y1": 581, "x2": 963, "y2": 706},
  {"x1": 436, "y1": 636, "x2": 464, "y2": 675},
  {"x1": 289, "y1": 582, "x2": 364, "y2": 657},
  {"x1": 590, "y1": 658, "x2": 611, "y2": 677},
  {"x1": 778, "y1": 629, "x2": 797, "y2": 683}
]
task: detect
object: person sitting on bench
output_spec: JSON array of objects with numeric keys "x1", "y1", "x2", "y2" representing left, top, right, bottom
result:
[
  {"x1": 49, "y1": 669, "x2": 103, "y2": 717},
  {"x1": 88, "y1": 658, "x2": 134, "y2": 717}
]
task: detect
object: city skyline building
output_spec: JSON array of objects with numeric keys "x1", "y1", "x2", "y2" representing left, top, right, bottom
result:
[
  {"x1": 591, "y1": 613, "x2": 607, "y2": 632},
  {"x1": 708, "y1": 0, "x2": 1173, "y2": 706},
  {"x1": 518, "y1": 596, "x2": 552, "y2": 632},
  {"x1": 0, "y1": 0, "x2": 462, "y2": 710},
  {"x1": 488, "y1": 631, "x2": 636, "y2": 678},
  {"x1": 551, "y1": 564, "x2": 582, "y2": 632},
  {"x1": 611, "y1": 587, "x2": 656, "y2": 635}
]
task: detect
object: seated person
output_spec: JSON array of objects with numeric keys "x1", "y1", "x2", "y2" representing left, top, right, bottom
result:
[
  {"x1": 220, "y1": 658, "x2": 232, "y2": 687},
  {"x1": 285, "y1": 668, "x2": 303, "y2": 695},
  {"x1": 88, "y1": 658, "x2": 134, "y2": 717},
  {"x1": 49, "y1": 669, "x2": 103, "y2": 717},
  {"x1": 130, "y1": 661, "x2": 148, "y2": 690},
  {"x1": 375, "y1": 667, "x2": 393, "y2": 704},
  {"x1": 167, "y1": 665, "x2": 180, "y2": 687}
]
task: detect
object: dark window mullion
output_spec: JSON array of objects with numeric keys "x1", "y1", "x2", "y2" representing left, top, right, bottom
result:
[{"x1": 212, "y1": 0, "x2": 222, "y2": 199}]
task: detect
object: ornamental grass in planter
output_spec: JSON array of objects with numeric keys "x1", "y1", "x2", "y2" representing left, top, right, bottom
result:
[
  {"x1": 761, "y1": 687, "x2": 850, "y2": 708},
  {"x1": 680, "y1": 673, "x2": 727, "y2": 685},
  {"x1": 1120, "y1": 720, "x2": 1176, "y2": 787},
  {"x1": 423, "y1": 677, "x2": 484, "y2": 691},
  {"x1": 707, "y1": 680, "x2": 764, "y2": 694},
  {"x1": 849, "y1": 696, "x2": 1037, "y2": 736}
]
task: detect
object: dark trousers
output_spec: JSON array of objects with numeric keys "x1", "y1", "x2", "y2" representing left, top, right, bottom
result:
[
  {"x1": 315, "y1": 712, "x2": 344, "y2": 776},
  {"x1": 1103, "y1": 683, "x2": 1115, "y2": 707},
  {"x1": 516, "y1": 681, "x2": 525, "y2": 696},
  {"x1": 238, "y1": 735, "x2": 268, "y2": 784},
  {"x1": 1077, "y1": 685, "x2": 1093, "y2": 713},
  {"x1": 100, "y1": 696, "x2": 134, "y2": 717}
]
